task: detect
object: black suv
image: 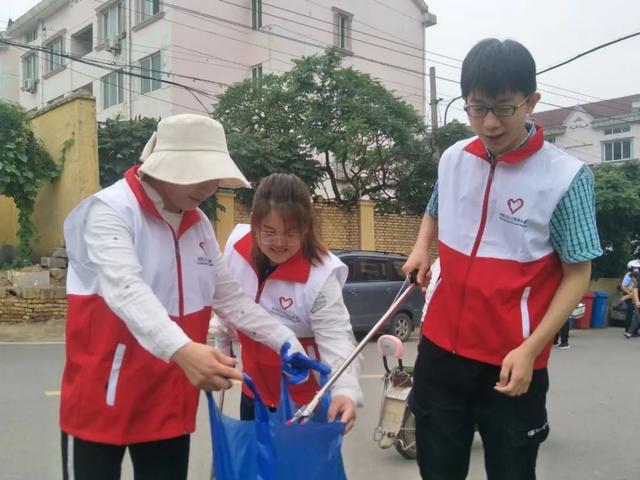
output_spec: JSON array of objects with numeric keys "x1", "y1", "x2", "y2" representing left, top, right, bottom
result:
[{"x1": 333, "y1": 250, "x2": 425, "y2": 341}]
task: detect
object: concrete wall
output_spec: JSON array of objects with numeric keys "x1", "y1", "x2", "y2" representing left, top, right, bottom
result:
[{"x1": 0, "y1": 95, "x2": 100, "y2": 257}]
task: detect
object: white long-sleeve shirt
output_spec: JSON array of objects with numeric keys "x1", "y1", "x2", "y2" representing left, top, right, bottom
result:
[
  {"x1": 83, "y1": 179, "x2": 299, "y2": 362},
  {"x1": 210, "y1": 268, "x2": 363, "y2": 405}
]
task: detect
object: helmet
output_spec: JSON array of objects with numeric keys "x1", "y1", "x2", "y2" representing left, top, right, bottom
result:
[{"x1": 628, "y1": 259, "x2": 640, "y2": 271}]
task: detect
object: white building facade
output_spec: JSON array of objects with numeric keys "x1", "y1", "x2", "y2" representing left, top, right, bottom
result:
[
  {"x1": 533, "y1": 94, "x2": 640, "y2": 166},
  {"x1": 0, "y1": 0, "x2": 436, "y2": 122}
]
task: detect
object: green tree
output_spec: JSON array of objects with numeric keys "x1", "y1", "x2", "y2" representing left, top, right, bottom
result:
[
  {"x1": 214, "y1": 48, "x2": 438, "y2": 212},
  {"x1": 592, "y1": 161, "x2": 640, "y2": 278},
  {"x1": 98, "y1": 115, "x2": 159, "y2": 187},
  {"x1": 393, "y1": 120, "x2": 471, "y2": 215},
  {"x1": 0, "y1": 101, "x2": 61, "y2": 265},
  {"x1": 289, "y1": 49, "x2": 431, "y2": 209},
  {"x1": 214, "y1": 74, "x2": 322, "y2": 205}
]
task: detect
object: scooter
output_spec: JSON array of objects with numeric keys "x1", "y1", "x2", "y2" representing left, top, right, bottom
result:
[{"x1": 373, "y1": 334, "x2": 416, "y2": 459}]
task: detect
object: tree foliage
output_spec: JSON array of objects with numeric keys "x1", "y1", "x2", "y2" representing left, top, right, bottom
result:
[
  {"x1": 214, "y1": 48, "x2": 456, "y2": 212},
  {"x1": 0, "y1": 101, "x2": 61, "y2": 264},
  {"x1": 592, "y1": 161, "x2": 640, "y2": 278},
  {"x1": 98, "y1": 115, "x2": 159, "y2": 188},
  {"x1": 214, "y1": 74, "x2": 321, "y2": 206}
]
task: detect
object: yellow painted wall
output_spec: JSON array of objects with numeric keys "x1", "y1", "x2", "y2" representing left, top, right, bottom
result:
[{"x1": 0, "y1": 95, "x2": 100, "y2": 257}]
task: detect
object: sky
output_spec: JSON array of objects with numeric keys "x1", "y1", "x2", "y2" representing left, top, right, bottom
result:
[
  {"x1": 422, "y1": 0, "x2": 640, "y2": 123},
  {"x1": 1, "y1": 0, "x2": 638, "y2": 124}
]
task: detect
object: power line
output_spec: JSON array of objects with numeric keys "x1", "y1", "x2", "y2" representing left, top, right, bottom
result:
[
  {"x1": 537, "y1": 30, "x2": 640, "y2": 75},
  {"x1": 0, "y1": 38, "x2": 223, "y2": 110},
  {"x1": 9, "y1": 42, "x2": 208, "y2": 114}
]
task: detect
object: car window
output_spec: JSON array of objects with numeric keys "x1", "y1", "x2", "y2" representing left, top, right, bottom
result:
[
  {"x1": 342, "y1": 257, "x2": 358, "y2": 283},
  {"x1": 389, "y1": 259, "x2": 406, "y2": 281},
  {"x1": 358, "y1": 258, "x2": 388, "y2": 282}
]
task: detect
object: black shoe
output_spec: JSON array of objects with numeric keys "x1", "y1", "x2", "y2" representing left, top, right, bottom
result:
[{"x1": 557, "y1": 343, "x2": 570, "y2": 349}]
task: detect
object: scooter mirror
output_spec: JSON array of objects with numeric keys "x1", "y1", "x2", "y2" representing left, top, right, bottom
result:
[{"x1": 376, "y1": 335, "x2": 405, "y2": 359}]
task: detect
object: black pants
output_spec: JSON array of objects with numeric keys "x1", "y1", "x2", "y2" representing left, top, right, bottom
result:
[
  {"x1": 61, "y1": 431, "x2": 190, "y2": 480},
  {"x1": 409, "y1": 338, "x2": 549, "y2": 480},
  {"x1": 240, "y1": 392, "x2": 278, "y2": 420},
  {"x1": 624, "y1": 299, "x2": 635, "y2": 333},
  {"x1": 554, "y1": 319, "x2": 570, "y2": 345}
]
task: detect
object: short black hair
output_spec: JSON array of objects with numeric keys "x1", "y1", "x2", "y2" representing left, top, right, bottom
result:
[{"x1": 461, "y1": 38, "x2": 537, "y2": 99}]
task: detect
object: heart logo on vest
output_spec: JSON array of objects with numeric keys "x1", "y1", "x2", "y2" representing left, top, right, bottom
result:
[
  {"x1": 279, "y1": 297, "x2": 294, "y2": 310},
  {"x1": 507, "y1": 198, "x2": 524, "y2": 214}
]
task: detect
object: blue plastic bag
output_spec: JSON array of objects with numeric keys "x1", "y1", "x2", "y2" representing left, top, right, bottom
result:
[{"x1": 206, "y1": 354, "x2": 347, "y2": 480}]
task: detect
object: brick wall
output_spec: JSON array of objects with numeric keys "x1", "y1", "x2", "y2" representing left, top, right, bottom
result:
[
  {"x1": 232, "y1": 199, "x2": 361, "y2": 250},
  {"x1": 0, "y1": 296, "x2": 66, "y2": 322},
  {"x1": 314, "y1": 201, "x2": 360, "y2": 250},
  {"x1": 374, "y1": 212, "x2": 422, "y2": 255}
]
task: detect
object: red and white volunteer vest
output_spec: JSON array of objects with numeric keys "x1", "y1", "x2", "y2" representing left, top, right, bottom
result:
[
  {"x1": 60, "y1": 166, "x2": 217, "y2": 445},
  {"x1": 423, "y1": 127, "x2": 583, "y2": 368},
  {"x1": 224, "y1": 224, "x2": 347, "y2": 407}
]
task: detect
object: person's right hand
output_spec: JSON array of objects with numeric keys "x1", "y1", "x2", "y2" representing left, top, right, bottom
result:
[
  {"x1": 402, "y1": 248, "x2": 431, "y2": 287},
  {"x1": 171, "y1": 341, "x2": 242, "y2": 391}
]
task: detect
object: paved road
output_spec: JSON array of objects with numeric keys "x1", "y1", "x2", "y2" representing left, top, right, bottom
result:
[{"x1": 1, "y1": 327, "x2": 639, "y2": 479}]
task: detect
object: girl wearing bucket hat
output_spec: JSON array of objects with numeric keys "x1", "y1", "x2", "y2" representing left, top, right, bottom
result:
[{"x1": 59, "y1": 114, "x2": 308, "y2": 480}]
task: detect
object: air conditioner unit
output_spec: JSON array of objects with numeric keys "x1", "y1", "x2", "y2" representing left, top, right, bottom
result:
[
  {"x1": 105, "y1": 36, "x2": 121, "y2": 55},
  {"x1": 23, "y1": 78, "x2": 36, "y2": 93}
]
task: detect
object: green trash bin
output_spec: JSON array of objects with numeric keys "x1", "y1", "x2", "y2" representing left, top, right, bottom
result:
[{"x1": 591, "y1": 291, "x2": 609, "y2": 328}]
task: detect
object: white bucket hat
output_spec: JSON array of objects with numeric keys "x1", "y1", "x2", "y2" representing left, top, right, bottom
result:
[{"x1": 138, "y1": 114, "x2": 250, "y2": 188}]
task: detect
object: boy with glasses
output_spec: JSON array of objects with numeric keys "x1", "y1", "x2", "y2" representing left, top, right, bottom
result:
[{"x1": 403, "y1": 38, "x2": 602, "y2": 479}]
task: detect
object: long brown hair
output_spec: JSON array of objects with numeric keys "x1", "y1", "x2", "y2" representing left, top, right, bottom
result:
[{"x1": 250, "y1": 173, "x2": 327, "y2": 269}]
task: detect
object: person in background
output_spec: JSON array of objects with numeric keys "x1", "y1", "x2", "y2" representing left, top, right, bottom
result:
[
  {"x1": 211, "y1": 173, "x2": 363, "y2": 433},
  {"x1": 60, "y1": 115, "x2": 307, "y2": 480},
  {"x1": 403, "y1": 39, "x2": 602, "y2": 480},
  {"x1": 621, "y1": 262, "x2": 640, "y2": 336}
]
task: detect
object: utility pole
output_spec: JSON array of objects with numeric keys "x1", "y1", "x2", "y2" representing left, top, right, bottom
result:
[{"x1": 429, "y1": 66, "x2": 439, "y2": 130}]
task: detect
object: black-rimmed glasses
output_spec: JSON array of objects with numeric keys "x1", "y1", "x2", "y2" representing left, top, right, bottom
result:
[{"x1": 464, "y1": 96, "x2": 529, "y2": 118}]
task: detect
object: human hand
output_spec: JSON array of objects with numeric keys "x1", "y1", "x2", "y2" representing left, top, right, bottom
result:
[
  {"x1": 402, "y1": 249, "x2": 431, "y2": 287},
  {"x1": 494, "y1": 345, "x2": 536, "y2": 397},
  {"x1": 171, "y1": 341, "x2": 242, "y2": 391},
  {"x1": 327, "y1": 395, "x2": 356, "y2": 433},
  {"x1": 281, "y1": 339, "x2": 314, "y2": 384}
]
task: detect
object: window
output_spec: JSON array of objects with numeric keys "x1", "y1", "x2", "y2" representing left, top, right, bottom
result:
[
  {"x1": 358, "y1": 258, "x2": 388, "y2": 282},
  {"x1": 251, "y1": 0, "x2": 262, "y2": 29},
  {"x1": 330, "y1": 153, "x2": 347, "y2": 181},
  {"x1": 342, "y1": 257, "x2": 357, "y2": 283},
  {"x1": 140, "y1": 0, "x2": 160, "y2": 23},
  {"x1": 102, "y1": 71, "x2": 124, "y2": 108},
  {"x1": 101, "y1": 2, "x2": 122, "y2": 41},
  {"x1": 22, "y1": 54, "x2": 37, "y2": 82},
  {"x1": 71, "y1": 25, "x2": 93, "y2": 57},
  {"x1": 25, "y1": 28, "x2": 38, "y2": 43},
  {"x1": 333, "y1": 9, "x2": 352, "y2": 51},
  {"x1": 45, "y1": 36, "x2": 64, "y2": 73},
  {"x1": 546, "y1": 136, "x2": 556, "y2": 144},
  {"x1": 604, "y1": 126, "x2": 631, "y2": 135},
  {"x1": 140, "y1": 52, "x2": 161, "y2": 93},
  {"x1": 251, "y1": 63, "x2": 262, "y2": 81},
  {"x1": 390, "y1": 260, "x2": 406, "y2": 281},
  {"x1": 603, "y1": 139, "x2": 633, "y2": 162}
]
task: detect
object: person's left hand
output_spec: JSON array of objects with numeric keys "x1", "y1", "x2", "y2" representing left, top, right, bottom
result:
[
  {"x1": 327, "y1": 395, "x2": 356, "y2": 433},
  {"x1": 494, "y1": 345, "x2": 536, "y2": 397}
]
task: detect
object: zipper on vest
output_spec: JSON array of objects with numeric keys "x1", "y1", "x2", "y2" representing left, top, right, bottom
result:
[
  {"x1": 452, "y1": 157, "x2": 497, "y2": 353},
  {"x1": 174, "y1": 236, "x2": 185, "y2": 319}
]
